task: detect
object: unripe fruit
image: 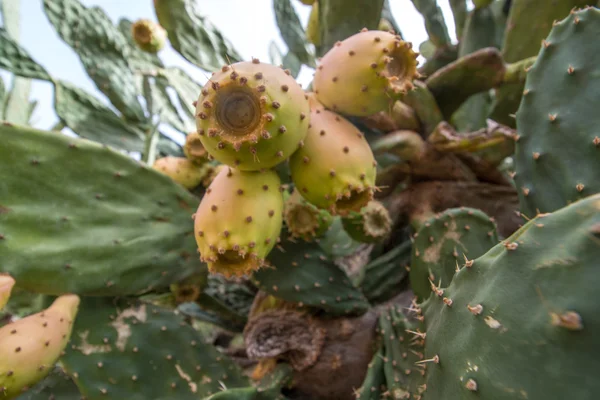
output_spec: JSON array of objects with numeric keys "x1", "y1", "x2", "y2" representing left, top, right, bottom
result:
[
  {"x1": 0, "y1": 294, "x2": 80, "y2": 398},
  {"x1": 194, "y1": 167, "x2": 283, "y2": 277},
  {"x1": 0, "y1": 275, "x2": 15, "y2": 310},
  {"x1": 131, "y1": 19, "x2": 167, "y2": 54},
  {"x1": 306, "y1": 2, "x2": 320, "y2": 46},
  {"x1": 152, "y1": 156, "x2": 205, "y2": 189},
  {"x1": 195, "y1": 60, "x2": 310, "y2": 171},
  {"x1": 341, "y1": 201, "x2": 392, "y2": 243},
  {"x1": 289, "y1": 95, "x2": 377, "y2": 216},
  {"x1": 313, "y1": 29, "x2": 419, "y2": 116},
  {"x1": 284, "y1": 188, "x2": 333, "y2": 241},
  {"x1": 183, "y1": 132, "x2": 209, "y2": 166}
]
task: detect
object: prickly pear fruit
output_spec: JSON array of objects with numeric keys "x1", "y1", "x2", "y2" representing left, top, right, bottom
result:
[
  {"x1": 195, "y1": 60, "x2": 310, "y2": 171},
  {"x1": 283, "y1": 188, "x2": 333, "y2": 241},
  {"x1": 131, "y1": 19, "x2": 167, "y2": 53},
  {"x1": 341, "y1": 201, "x2": 392, "y2": 243},
  {"x1": 0, "y1": 294, "x2": 80, "y2": 399},
  {"x1": 313, "y1": 29, "x2": 419, "y2": 117},
  {"x1": 194, "y1": 167, "x2": 283, "y2": 277},
  {"x1": 183, "y1": 131, "x2": 208, "y2": 165},
  {"x1": 201, "y1": 164, "x2": 226, "y2": 188},
  {"x1": 289, "y1": 95, "x2": 377, "y2": 216},
  {"x1": 152, "y1": 156, "x2": 205, "y2": 189},
  {"x1": 0, "y1": 275, "x2": 15, "y2": 310}
]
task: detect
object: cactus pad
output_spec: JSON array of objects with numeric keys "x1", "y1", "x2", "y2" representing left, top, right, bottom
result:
[
  {"x1": 59, "y1": 297, "x2": 248, "y2": 399},
  {"x1": 515, "y1": 7, "x2": 600, "y2": 216},
  {"x1": 410, "y1": 208, "x2": 499, "y2": 301},
  {"x1": 194, "y1": 167, "x2": 283, "y2": 277},
  {"x1": 0, "y1": 123, "x2": 203, "y2": 295},
  {"x1": 415, "y1": 194, "x2": 600, "y2": 399},
  {"x1": 195, "y1": 60, "x2": 309, "y2": 171},
  {"x1": 313, "y1": 29, "x2": 419, "y2": 116}
]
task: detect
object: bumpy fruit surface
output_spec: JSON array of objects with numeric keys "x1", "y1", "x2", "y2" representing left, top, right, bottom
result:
[
  {"x1": 284, "y1": 188, "x2": 333, "y2": 241},
  {"x1": 131, "y1": 19, "x2": 167, "y2": 53},
  {"x1": 341, "y1": 201, "x2": 392, "y2": 243},
  {"x1": 0, "y1": 275, "x2": 15, "y2": 310},
  {"x1": 152, "y1": 156, "x2": 205, "y2": 189},
  {"x1": 183, "y1": 132, "x2": 208, "y2": 165},
  {"x1": 195, "y1": 60, "x2": 310, "y2": 171},
  {"x1": 194, "y1": 167, "x2": 283, "y2": 277},
  {"x1": 313, "y1": 29, "x2": 419, "y2": 116},
  {"x1": 289, "y1": 95, "x2": 377, "y2": 216},
  {"x1": 0, "y1": 294, "x2": 80, "y2": 398}
]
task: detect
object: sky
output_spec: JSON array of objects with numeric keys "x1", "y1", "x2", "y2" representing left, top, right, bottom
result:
[{"x1": 0, "y1": 0, "x2": 462, "y2": 133}]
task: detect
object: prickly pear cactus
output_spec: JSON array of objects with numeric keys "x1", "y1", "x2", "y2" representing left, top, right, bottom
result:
[
  {"x1": 0, "y1": 294, "x2": 80, "y2": 399},
  {"x1": 195, "y1": 60, "x2": 309, "y2": 171},
  {"x1": 194, "y1": 166, "x2": 284, "y2": 277},
  {"x1": 289, "y1": 96, "x2": 377, "y2": 216},
  {"x1": 515, "y1": 7, "x2": 600, "y2": 216},
  {"x1": 413, "y1": 194, "x2": 600, "y2": 399},
  {"x1": 313, "y1": 29, "x2": 419, "y2": 116}
]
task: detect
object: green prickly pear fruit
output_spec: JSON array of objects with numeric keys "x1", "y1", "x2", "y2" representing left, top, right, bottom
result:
[
  {"x1": 0, "y1": 275, "x2": 15, "y2": 310},
  {"x1": 341, "y1": 201, "x2": 392, "y2": 243},
  {"x1": 283, "y1": 188, "x2": 333, "y2": 241},
  {"x1": 183, "y1": 132, "x2": 208, "y2": 166},
  {"x1": 194, "y1": 167, "x2": 283, "y2": 277},
  {"x1": 131, "y1": 19, "x2": 167, "y2": 54},
  {"x1": 306, "y1": 1, "x2": 320, "y2": 46},
  {"x1": 289, "y1": 95, "x2": 377, "y2": 216},
  {"x1": 313, "y1": 29, "x2": 419, "y2": 117},
  {"x1": 0, "y1": 294, "x2": 80, "y2": 399},
  {"x1": 152, "y1": 156, "x2": 205, "y2": 189},
  {"x1": 195, "y1": 60, "x2": 310, "y2": 171}
]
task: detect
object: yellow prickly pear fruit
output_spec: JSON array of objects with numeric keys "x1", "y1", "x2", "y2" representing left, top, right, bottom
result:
[
  {"x1": 0, "y1": 294, "x2": 80, "y2": 399},
  {"x1": 341, "y1": 201, "x2": 392, "y2": 243},
  {"x1": 0, "y1": 275, "x2": 15, "y2": 310},
  {"x1": 194, "y1": 167, "x2": 283, "y2": 277},
  {"x1": 131, "y1": 19, "x2": 167, "y2": 54},
  {"x1": 152, "y1": 156, "x2": 205, "y2": 189},
  {"x1": 289, "y1": 95, "x2": 377, "y2": 216},
  {"x1": 313, "y1": 29, "x2": 419, "y2": 117},
  {"x1": 284, "y1": 188, "x2": 333, "y2": 241},
  {"x1": 306, "y1": 1, "x2": 320, "y2": 46},
  {"x1": 183, "y1": 132, "x2": 209, "y2": 166},
  {"x1": 195, "y1": 60, "x2": 310, "y2": 171}
]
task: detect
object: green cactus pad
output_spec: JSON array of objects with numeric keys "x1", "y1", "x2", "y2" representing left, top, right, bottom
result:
[
  {"x1": 0, "y1": 27, "x2": 51, "y2": 81},
  {"x1": 43, "y1": 0, "x2": 145, "y2": 122},
  {"x1": 204, "y1": 363, "x2": 292, "y2": 400},
  {"x1": 415, "y1": 194, "x2": 600, "y2": 399},
  {"x1": 410, "y1": 208, "x2": 499, "y2": 301},
  {"x1": 409, "y1": 0, "x2": 452, "y2": 48},
  {"x1": 398, "y1": 80, "x2": 443, "y2": 137},
  {"x1": 194, "y1": 167, "x2": 283, "y2": 278},
  {"x1": 289, "y1": 102, "x2": 377, "y2": 216},
  {"x1": 273, "y1": 0, "x2": 313, "y2": 65},
  {"x1": 355, "y1": 345, "x2": 386, "y2": 400},
  {"x1": 0, "y1": 123, "x2": 203, "y2": 295},
  {"x1": 253, "y1": 228, "x2": 370, "y2": 316},
  {"x1": 360, "y1": 241, "x2": 412, "y2": 304},
  {"x1": 313, "y1": 30, "x2": 419, "y2": 116},
  {"x1": 153, "y1": 0, "x2": 242, "y2": 72},
  {"x1": 515, "y1": 7, "x2": 600, "y2": 216},
  {"x1": 195, "y1": 61, "x2": 309, "y2": 171},
  {"x1": 15, "y1": 367, "x2": 82, "y2": 399},
  {"x1": 60, "y1": 297, "x2": 248, "y2": 399}
]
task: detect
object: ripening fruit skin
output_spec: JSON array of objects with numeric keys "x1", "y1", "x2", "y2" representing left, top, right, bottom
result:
[
  {"x1": 341, "y1": 201, "x2": 392, "y2": 243},
  {"x1": 284, "y1": 188, "x2": 333, "y2": 241},
  {"x1": 289, "y1": 95, "x2": 377, "y2": 216},
  {"x1": 0, "y1": 275, "x2": 15, "y2": 310},
  {"x1": 195, "y1": 60, "x2": 310, "y2": 171},
  {"x1": 131, "y1": 19, "x2": 167, "y2": 54},
  {"x1": 194, "y1": 167, "x2": 283, "y2": 277},
  {"x1": 0, "y1": 294, "x2": 80, "y2": 399},
  {"x1": 152, "y1": 156, "x2": 205, "y2": 189},
  {"x1": 313, "y1": 29, "x2": 419, "y2": 117},
  {"x1": 183, "y1": 132, "x2": 209, "y2": 166}
]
